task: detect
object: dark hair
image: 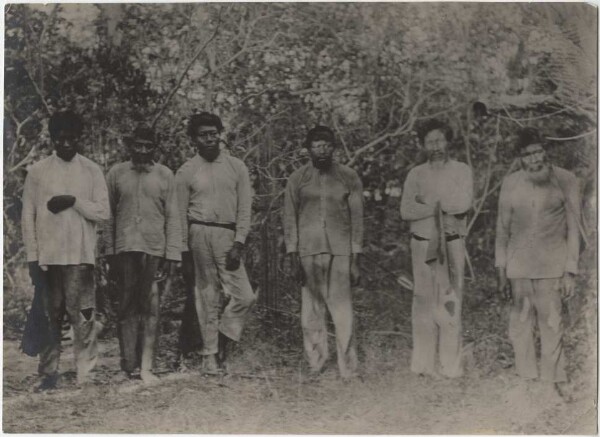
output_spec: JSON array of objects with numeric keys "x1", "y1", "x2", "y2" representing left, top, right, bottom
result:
[
  {"x1": 48, "y1": 110, "x2": 84, "y2": 140},
  {"x1": 515, "y1": 127, "x2": 545, "y2": 154},
  {"x1": 305, "y1": 125, "x2": 335, "y2": 148},
  {"x1": 417, "y1": 119, "x2": 453, "y2": 144},
  {"x1": 187, "y1": 112, "x2": 224, "y2": 137},
  {"x1": 126, "y1": 125, "x2": 156, "y2": 145}
]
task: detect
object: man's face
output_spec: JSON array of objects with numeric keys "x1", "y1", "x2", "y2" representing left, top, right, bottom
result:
[
  {"x1": 192, "y1": 125, "x2": 221, "y2": 162},
  {"x1": 308, "y1": 140, "x2": 334, "y2": 170},
  {"x1": 423, "y1": 129, "x2": 448, "y2": 162},
  {"x1": 53, "y1": 130, "x2": 80, "y2": 162},
  {"x1": 520, "y1": 143, "x2": 547, "y2": 173},
  {"x1": 129, "y1": 139, "x2": 155, "y2": 165}
]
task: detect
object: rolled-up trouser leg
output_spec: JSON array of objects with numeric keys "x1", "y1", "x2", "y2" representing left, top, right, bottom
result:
[
  {"x1": 300, "y1": 255, "x2": 330, "y2": 373},
  {"x1": 509, "y1": 279, "x2": 538, "y2": 379},
  {"x1": 190, "y1": 225, "x2": 222, "y2": 356},
  {"x1": 63, "y1": 264, "x2": 97, "y2": 380},
  {"x1": 438, "y1": 239, "x2": 464, "y2": 378},
  {"x1": 323, "y1": 255, "x2": 357, "y2": 378},
  {"x1": 410, "y1": 239, "x2": 437, "y2": 375},
  {"x1": 38, "y1": 266, "x2": 67, "y2": 378},
  {"x1": 532, "y1": 278, "x2": 567, "y2": 382},
  {"x1": 212, "y1": 229, "x2": 256, "y2": 342}
]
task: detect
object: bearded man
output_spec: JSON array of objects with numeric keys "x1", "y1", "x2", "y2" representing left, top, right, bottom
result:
[{"x1": 495, "y1": 127, "x2": 581, "y2": 385}]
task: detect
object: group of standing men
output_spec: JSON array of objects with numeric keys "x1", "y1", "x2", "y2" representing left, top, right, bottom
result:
[{"x1": 21, "y1": 110, "x2": 581, "y2": 393}]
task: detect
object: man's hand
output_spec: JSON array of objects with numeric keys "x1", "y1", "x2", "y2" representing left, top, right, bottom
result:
[
  {"x1": 104, "y1": 255, "x2": 117, "y2": 283},
  {"x1": 47, "y1": 195, "x2": 76, "y2": 214},
  {"x1": 350, "y1": 254, "x2": 361, "y2": 287},
  {"x1": 496, "y1": 267, "x2": 511, "y2": 302},
  {"x1": 289, "y1": 252, "x2": 306, "y2": 286},
  {"x1": 561, "y1": 272, "x2": 576, "y2": 300},
  {"x1": 225, "y1": 242, "x2": 244, "y2": 271}
]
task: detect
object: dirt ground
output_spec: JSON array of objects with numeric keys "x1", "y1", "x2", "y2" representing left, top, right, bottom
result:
[{"x1": 3, "y1": 331, "x2": 596, "y2": 434}]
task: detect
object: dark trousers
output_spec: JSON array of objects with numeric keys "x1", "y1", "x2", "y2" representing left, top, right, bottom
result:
[
  {"x1": 116, "y1": 252, "x2": 160, "y2": 373},
  {"x1": 39, "y1": 264, "x2": 97, "y2": 380},
  {"x1": 178, "y1": 251, "x2": 203, "y2": 355}
]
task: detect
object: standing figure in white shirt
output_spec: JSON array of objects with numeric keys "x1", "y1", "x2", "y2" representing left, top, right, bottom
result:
[{"x1": 21, "y1": 110, "x2": 110, "y2": 390}]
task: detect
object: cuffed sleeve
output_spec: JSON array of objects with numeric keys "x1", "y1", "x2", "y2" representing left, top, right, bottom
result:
[
  {"x1": 21, "y1": 167, "x2": 39, "y2": 262},
  {"x1": 234, "y1": 161, "x2": 252, "y2": 244},
  {"x1": 72, "y1": 165, "x2": 110, "y2": 222},
  {"x1": 164, "y1": 170, "x2": 183, "y2": 261},
  {"x1": 348, "y1": 170, "x2": 364, "y2": 254},
  {"x1": 400, "y1": 168, "x2": 435, "y2": 221},
  {"x1": 283, "y1": 174, "x2": 299, "y2": 253}
]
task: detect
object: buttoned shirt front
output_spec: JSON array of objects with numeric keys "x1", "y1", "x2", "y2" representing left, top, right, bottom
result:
[
  {"x1": 176, "y1": 153, "x2": 252, "y2": 249},
  {"x1": 400, "y1": 159, "x2": 473, "y2": 238},
  {"x1": 284, "y1": 162, "x2": 364, "y2": 257},
  {"x1": 495, "y1": 166, "x2": 580, "y2": 279},
  {"x1": 21, "y1": 152, "x2": 110, "y2": 266},
  {"x1": 103, "y1": 161, "x2": 182, "y2": 261}
]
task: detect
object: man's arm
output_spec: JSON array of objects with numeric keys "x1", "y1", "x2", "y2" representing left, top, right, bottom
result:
[
  {"x1": 72, "y1": 165, "x2": 110, "y2": 222},
  {"x1": 102, "y1": 167, "x2": 117, "y2": 257},
  {"x1": 283, "y1": 174, "x2": 299, "y2": 254},
  {"x1": 564, "y1": 173, "x2": 581, "y2": 275},
  {"x1": 400, "y1": 168, "x2": 435, "y2": 221},
  {"x1": 234, "y1": 161, "x2": 252, "y2": 244},
  {"x1": 164, "y1": 170, "x2": 182, "y2": 262},
  {"x1": 175, "y1": 166, "x2": 191, "y2": 251},
  {"x1": 441, "y1": 164, "x2": 473, "y2": 215},
  {"x1": 348, "y1": 170, "x2": 364, "y2": 254},
  {"x1": 494, "y1": 177, "x2": 512, "y2": 269},
  {"x1": 21, "y1": 168, "x2": 39, "y2": 262}
]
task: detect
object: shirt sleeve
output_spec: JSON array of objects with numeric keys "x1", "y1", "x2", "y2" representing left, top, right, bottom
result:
[
  {"x1": 563, "y1": 173, "x2": 581, "y2": 274},
  {"x1": 72, "y1": 165, "x2": 110, "y2": 223},
  {"x1": 234, "y1": 161, "x2": 252, "y2": 244},
  {"x1": 494, "y1": 177, "x2": 512, "y2": 269},
  {"x1": 400, "y1": 167, "x2": 435, "y2": 221},
  {"x1": 176, "y1": 166, "x2": 191, "y2": 251},
  {"x1": 441, "y1": 164, "x2": 473, "y2": 215},
  {"x1": 21, "y1": 167, "x2": 39, "y2": 262},
  {"x1": 283, "y1": 173, "x2": 299, "y2": 254},
  {"x1": 102, "y1": 167, "x2": 117, "y2": 256},
  {"x1": 164, "y1": 170, "x2": 182, "y2": 261},
  {"x1": 348, "y1": 170, "x2": 364, "y2": 254}
]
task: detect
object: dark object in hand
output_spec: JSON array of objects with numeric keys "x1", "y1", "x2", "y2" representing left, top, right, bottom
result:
[
  {"x1": 47, "y1": 195, "x2": 76, "y2": 214},
  {"x1": 289, "y1": 252, "x2": 306, "y2": 286},
  {"x1": 225, "y1": 242, "x2": 244, "y2": 271}
]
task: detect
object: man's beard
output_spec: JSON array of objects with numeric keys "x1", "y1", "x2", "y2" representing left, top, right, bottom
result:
[
  {"x1": 525, "y1": 163, "x2": 550, "y2": 184},
  {"x1": 198, "y1": 146, "x2": 220, "y2": 162},
  {"x1": 132, "y1": 153, "x2": 154, "y2": 171},
  {"x1": 312, "y1": 156, "x2": 332, "y2": 171},
  {"x1": 427, "y1": 150, "x2": 448, "y2": 162}
]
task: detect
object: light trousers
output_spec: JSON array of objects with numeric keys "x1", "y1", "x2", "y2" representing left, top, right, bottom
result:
[{"x1": 300, "y1": 254, "x2": 358, "y2": 378}]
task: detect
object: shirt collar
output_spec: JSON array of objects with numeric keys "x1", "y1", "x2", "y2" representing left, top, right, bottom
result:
[
  {"x1": 195, "y1": 153, "x2": 223, "y2": 164},
  {"x1": 129, "y1": 160, "x2": 155, "y2": 173},
  {"x1": 52, "y1": 151, "x2": 81, "y2": 164}
]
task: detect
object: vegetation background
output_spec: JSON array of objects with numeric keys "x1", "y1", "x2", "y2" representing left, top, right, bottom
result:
[{"x1": 3, "y1": 3, "x2": 597, "y2": 433}]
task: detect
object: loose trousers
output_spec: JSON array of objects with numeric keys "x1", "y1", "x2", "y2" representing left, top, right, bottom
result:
[
  {"x1": 410, "y1": 238, "x2": 464, "y2": 378},
  {"x1": 116, "y1": 252, "x2": 160, "y2": 373},
  {"x1": 509, "y1": 278, "x2": 567, "y2": 382},
  {"x1": 38, "y1": 264, "x2": 97, "y2": 380},
  {"x1": 300, "y1": 254, "x2": 358, "y2": 378},
  {"x1": 189, "y1": 224, "x2": 256, "y2": 355},
  {"x1": 178, "y1": 251, "x2": 203, "y2": 355}
]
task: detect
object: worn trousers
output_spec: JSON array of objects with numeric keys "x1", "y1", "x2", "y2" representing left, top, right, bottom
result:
[
  {"x1": 189, "y1": 224, "x2": 256, "y2": 356},
  {"x1": 116, "y1": 252, "x2": 160, "y2": 373},
  {"x1": 300, "y1": 254, "x2": 358, "y2": 378},
  {"x1": 410, "y1": 238, "x2": 464, "y2": 378},
  {"x1": 509, "y1": 278, "x2": 567, "y2": 382},
  {"x1": 178, "y1": 251, "x2": 203, "y2": 355},
  {"x1": 38, "y1": 264, "x2": 97, "y2": 380}
]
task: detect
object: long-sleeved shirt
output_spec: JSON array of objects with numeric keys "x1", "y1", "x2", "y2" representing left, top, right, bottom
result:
[
  {"x1": 495, "y1": 166, "x2": 580, "y2": 279},
  {"x1": 176, "y1": 153, "x2": 252, "y2": 249},
  {"x1": 103, "y1": 161, "x2": 182, "y2": 261},
  {"x1": 400, "y1": 159, "x2": 473, "y2": 238},
  {"x1": 284, "y1": 162, "x2": 363, "y2": 257},
  {"x1": 21, "y1": 152, "x2": 109, "y2": 266}
]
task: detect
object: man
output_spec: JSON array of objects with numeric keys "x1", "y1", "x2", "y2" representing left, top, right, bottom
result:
[
  {"x1": 176, "y1": 112, "x2": 255, "y2": 374},
  {"x1": 21, "y1": 110, "x2": 109, "y2": 390},
  {"x1": 283, "y1": 126, "x2": 363, "y2": 380},
  {"x1": 103, "y1": 126, "x2": 181, "y2": 383},
  {"x1": 495, "y1": 127, "x2": 580, "y2": 385},
  {"x1": 400, "y1": 119, "x2": 473, "y2": 378}
]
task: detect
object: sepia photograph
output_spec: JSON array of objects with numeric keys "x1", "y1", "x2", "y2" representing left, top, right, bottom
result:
[{"x1": 3, "y1": 2, "x2": 597, "y2": 433}]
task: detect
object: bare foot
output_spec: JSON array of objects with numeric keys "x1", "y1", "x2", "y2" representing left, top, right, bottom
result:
[{"x1": 140, "y1": 370, "x2": 159, "y2": 384}]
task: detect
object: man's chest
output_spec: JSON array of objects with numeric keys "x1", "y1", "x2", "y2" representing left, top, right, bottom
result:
[
  {"x1": 40, "y1": 163, "x2": 90, "y2": 198},
  {"x1": 299, "y1": 174, "x2": 349, "y2": 204},
  {"x1": 190, "y1": 165, "x2": 237, "y2": 195},
  {"x1": 116, "y1": 172, "x2": 166, "y2": 203},
  {"x1": 511, "y1": 182, "x2": 565, "y2": 218}
]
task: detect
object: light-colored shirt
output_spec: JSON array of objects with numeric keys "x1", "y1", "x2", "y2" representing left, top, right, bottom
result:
[
  {"x1": 284, "y1": 162, "x2": 363, "y2": 257},
  {"x1": 495, "y1": 166, "x2": 580, "y2": 279},
  {"x1": 176, "y1": 153, "x2": 252, "y2": 249},
  {"x1": 103, "y1": 161, "x2": 182, "y2": 261},
  {"x1": 400, "y1": 159, "x2": 473, "y2": 238},
  {"x1": 21, "y1": 152, "x2": 109, "y2": 266}
]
